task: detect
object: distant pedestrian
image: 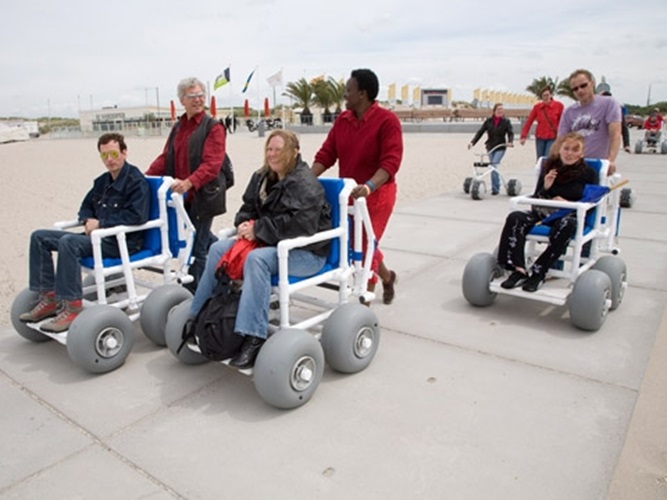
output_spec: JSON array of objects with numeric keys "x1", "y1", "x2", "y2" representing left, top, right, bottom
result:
[
  {"x1": 468, "y1": 103, "x2": 514, "y2": 195},
  {"x1": 519, "y1": 87, "x2": 564, "y2": 159}
]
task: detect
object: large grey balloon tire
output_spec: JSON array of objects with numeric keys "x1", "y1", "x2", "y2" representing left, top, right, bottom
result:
[
  {"x1": 462, "y1": 253, "x2": 501, "y2": 307},
  {"x1": 66, "y1": 305, "x2": 136, "y2": 373},
  {"x1": 140, "y1": 285, "x2": 193, "y2": 346},
  {"x1": 506, "y1": 179, "x2": 522, "y2": 196},
  {"x1": 10, "y1": 288, "x2": 51, "y2": 343},
  {"x1": 661, "y1": 141, "x2": 667, "y2": 155},
  {"x1": 253, "y1": 328, "x2": 325, "y2": 410},
  {"x1": 471, "y1": 180, "x2": 486, "y2": 200},
  {"x1": 593, "y1": 256, "x2": 627, "y2": 311},
  {"x1": 463, "y1": 177, "x2": 473, "y2": 194},
  {"x1": 569, "y1": 270, "x2": 612, "y2": 332},
  {"x1": 619, "y1": 188, "x2": 634, "y2": 209},
  {"x1": 164, "y1": 299, "x2": 209, "y2": 365},
  {"x1": 634, "y1": 140, "x2": 642, "y2": 154},
  {"x1": 321, "y1": 303, "x2": 380, "y2": 374}
]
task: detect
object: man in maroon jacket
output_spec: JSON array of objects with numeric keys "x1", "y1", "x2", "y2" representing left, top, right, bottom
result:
[{"x1": 146, "y1": 77, "x2": 226, "y2": 291}]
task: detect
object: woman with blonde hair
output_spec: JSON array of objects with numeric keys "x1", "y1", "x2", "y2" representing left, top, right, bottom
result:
[{"x1": 188, "y1": 129, "x2": 332, "y2": 368}]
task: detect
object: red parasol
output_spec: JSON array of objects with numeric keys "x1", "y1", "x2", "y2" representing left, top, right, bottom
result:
[
  {"x1": 263, "y1": 97, "x2": 270, "y2": 118},
  {"x1": 210, "y1": 96, "x2": 217, "y2": 118},
  {"x1": 170, "y1": 100, "x2": 176, "y2": 121},
  {"x1": 243, "y1": 99, "x2": 250, "y2": 119}
]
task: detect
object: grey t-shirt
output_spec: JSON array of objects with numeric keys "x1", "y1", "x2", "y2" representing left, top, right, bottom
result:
[{"x1": 558, "y1": 96, "x2": 622, "y2": 159}]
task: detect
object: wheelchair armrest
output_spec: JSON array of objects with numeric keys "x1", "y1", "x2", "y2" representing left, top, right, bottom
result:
[
  {"x1": 53, "y1": 219, "x2": 82, "y2": 230},
  {"x1": 511, "y1": 196, "x2": 598, "y2": 213},
  {"x1": 218, "y1": 227, "x2": 237, "y2": 239},
  {"x1": 276, "y1": 228, "x2": 342, "y2": 258},
  {"x1": 88, "y1": 220, "x2": 163, "y2": 243}
]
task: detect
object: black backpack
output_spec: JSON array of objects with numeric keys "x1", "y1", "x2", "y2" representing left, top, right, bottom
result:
[{"x1": 182, "y1": 271, "x2": 244, "y2": 361}]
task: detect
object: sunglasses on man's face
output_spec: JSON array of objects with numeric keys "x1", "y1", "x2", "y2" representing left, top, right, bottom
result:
[
  {"x1": 571, "y1": 82, "x2": 589, "y2": 92},
  {"x1": 100, "y1": 150, "x2": 121, "y2": 160}
]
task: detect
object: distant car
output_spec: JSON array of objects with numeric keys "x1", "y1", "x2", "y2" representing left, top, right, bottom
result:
[{"x1": 625, "y1": 115, "x2": 644, "y2": 128}]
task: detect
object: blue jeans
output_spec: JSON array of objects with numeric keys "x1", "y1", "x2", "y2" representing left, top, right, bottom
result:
[
  {"x1": 535, "y1": 139, "x2": 555, "y2": 160},
  {"x1": 28, "y1": 229, "x2": 120, "y2": 301},
  {"x1": 488, "y1": 148, "x2": 506, "y2": 193},
  {"x1": 190, "y1": 238, "x2": 327, "y2": 339}
]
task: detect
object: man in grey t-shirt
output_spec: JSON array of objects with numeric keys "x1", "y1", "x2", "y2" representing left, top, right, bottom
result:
[{"x1": 558, "y1": 69, "x2": 621, "y2": 174}]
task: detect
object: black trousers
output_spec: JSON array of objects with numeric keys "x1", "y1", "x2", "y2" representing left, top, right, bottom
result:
[{"x1": 497, "y1": 210, "x2": 577, "y2": 277}]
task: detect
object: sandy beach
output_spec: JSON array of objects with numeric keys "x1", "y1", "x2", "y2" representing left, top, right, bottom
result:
[
  {"x1": 0, "y1": 129, "x2": 537, "y2": 320},
  {"x1": 1, "y1": 126, "x2": 665, "y2": 499}
]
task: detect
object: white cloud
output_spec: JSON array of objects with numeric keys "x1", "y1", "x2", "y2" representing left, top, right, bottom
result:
[{"x1": 1, "y1": 0, "x2": 666, "y2": 117}]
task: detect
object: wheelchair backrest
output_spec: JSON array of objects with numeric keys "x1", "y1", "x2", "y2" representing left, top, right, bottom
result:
[
  {"x1": 143, "y1": 177, "x2": 181, "y2": 258},
  {"x1": 319, "y1": 177, "x2": 344, "y2": 267},
  {"x1": 142, "y1": 177, "x2": 162, "y2": 254}
]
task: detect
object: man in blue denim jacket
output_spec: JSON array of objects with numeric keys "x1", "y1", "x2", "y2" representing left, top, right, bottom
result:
[{"x1": 20, "y1": 133, "x2": 150, "y2": 332}]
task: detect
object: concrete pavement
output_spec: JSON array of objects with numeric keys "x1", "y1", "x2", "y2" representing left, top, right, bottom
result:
[{"x1": 1, "y1": 148, "x2": 666, "y2": 499}]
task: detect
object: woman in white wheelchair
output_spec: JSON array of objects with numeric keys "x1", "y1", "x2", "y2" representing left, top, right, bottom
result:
[
  {"x1": 188, "y1": 129, "x2": 332, "y2": 369},
  {"x1": 497, "y1": 132, "x2": 597, "y2": 292}
]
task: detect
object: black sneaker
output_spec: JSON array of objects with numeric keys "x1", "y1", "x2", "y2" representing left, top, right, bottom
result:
[
  {"x1": 522, "y1": 273, "x2": 545, "y2": 292},
  {"x1": 500, "y1": 271, "x2": 528, "y2": 289}
]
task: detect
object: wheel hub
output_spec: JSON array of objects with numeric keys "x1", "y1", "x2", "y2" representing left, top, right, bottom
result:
[
  {"x1": 96, "y1": 327, "x2": 124, "y2": 358},
  {"x1": 354, "y1": 327, "x2": 375, "y2": 358},
  {"x1": 291, "y1": 356, "x2": 317, "y2": 391}
]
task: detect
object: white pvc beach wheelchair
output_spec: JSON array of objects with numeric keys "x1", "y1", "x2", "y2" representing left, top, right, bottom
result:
[
  {"x1": 463, "y1": 143, "x2": 522, "y2": 200},
  {"x1": 10, "y1": 176, "x2": 196, "y2": 373},
  {"x1": 462, "y1": 159, "x2": 627, "y2": 332},
  {"x1": 164, "y1": 177, "x2": 381, "y2": 409},
  {"x1": 634, "y1": 128, "x2": 667, "y2": 155}
]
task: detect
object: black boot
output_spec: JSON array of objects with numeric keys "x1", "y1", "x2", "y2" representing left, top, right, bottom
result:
[{"x1": 229, "y1": 336, "x2": 265, "y2": 369}]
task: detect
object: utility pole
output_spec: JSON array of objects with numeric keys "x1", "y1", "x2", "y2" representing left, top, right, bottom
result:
[{"x1": 156, "y1": 87, "x2": 161, "y2": 135}]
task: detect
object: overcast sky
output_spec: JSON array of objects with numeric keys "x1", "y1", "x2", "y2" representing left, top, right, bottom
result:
[{"x1": 1, "y1": 0, "x2": 666, "y2": 118}]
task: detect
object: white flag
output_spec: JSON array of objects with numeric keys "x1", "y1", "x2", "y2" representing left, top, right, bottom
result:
[{"x1": 267, "y1": 69, "x2": 283, "y2": 87}]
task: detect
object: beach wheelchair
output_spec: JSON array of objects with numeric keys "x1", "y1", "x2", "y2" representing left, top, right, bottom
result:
[
  {"x1": 164, "y1": 177, "x2": 381, "y2": 409},
  {"x1": 463, "y1": 143, "x2": 522, "y2": 200},
  {"x1": 634, "y1": 128, "x2": 667, "y2": 155},
  {"x1": 462, "y1": 158, "x2": 627, "y2": 331},
  {"x1": 10, "y1": 176, "x2": 196, "y2": 373}
]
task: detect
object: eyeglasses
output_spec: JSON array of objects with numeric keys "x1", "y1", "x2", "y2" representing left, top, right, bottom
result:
[
  {"x1": 571, "y1": 82, "x2": 589, "y2": 92},
  {"x1": 185, "y1": 93, "x2": 206, "y2": 100},
  {"x1": 100, "y1": 150, "x2": 121, "y2": 160}
]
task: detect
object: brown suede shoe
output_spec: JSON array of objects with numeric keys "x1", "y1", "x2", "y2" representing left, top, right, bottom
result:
[
  {"x1": 41, "y1": 300, "x2": 82, "y2": 333},
  {"x1": 19, "y1": 292, "x2": 58, "y2": 322},
  {"x1": 382, "y1": 271, "x2": 398, "y2": 304}
]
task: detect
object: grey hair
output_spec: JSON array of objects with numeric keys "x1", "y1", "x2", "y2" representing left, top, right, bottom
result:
[{"x1": 177, "y1": 77, "x2": 206, "y2": 99}]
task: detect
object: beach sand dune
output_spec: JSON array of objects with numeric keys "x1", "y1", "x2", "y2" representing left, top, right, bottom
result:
[{"x1": 0, "y1": 130, "x2": 537, "y2": 319}]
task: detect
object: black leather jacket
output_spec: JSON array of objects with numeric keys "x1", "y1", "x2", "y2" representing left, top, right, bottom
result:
[
  {"x1": 471, "y1": 116, "x2": 514, "y2": 151},
  {"x1": 235, "y1": 157, "x2": 332, "y2": 257}
]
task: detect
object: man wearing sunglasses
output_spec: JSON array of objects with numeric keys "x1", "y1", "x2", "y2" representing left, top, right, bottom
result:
[
  {"x1": 20, "y1": 133, "x2": 150, "y2": 332},
  {"x1": 146, "y1": 77, "x2": 227, "y2": 291},
  {"x1": 558, "y1": 69, "x2": 622, "y2": 174}
]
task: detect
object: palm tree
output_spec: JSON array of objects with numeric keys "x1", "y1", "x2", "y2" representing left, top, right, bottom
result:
[
  {"x1": 555, "y1": 80, "x2": 574, "y2": 100},
  {"x1": 283, "y1": 78, "x2": 314, "y2": 124},
  {"x1": 312, "y1": 77, "x2": 335, "y2": 123},
  {"x1": 525, "y1": 76, "x2": 560, "y2": 98},
  {"x1": 328, "y1": 77, "x2": 346, "y2": 115}
]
